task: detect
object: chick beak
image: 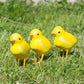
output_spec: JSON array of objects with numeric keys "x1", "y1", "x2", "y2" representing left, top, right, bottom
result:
[
  {"x1": 51, "y1": 32, "x2": 55, "y2": 35},
  {"x1": 29, "y1": 34, "x2": 33, "y2": 37},
  {"x1": 10, "y1": 39, "x2": 15, "y2": 42}
]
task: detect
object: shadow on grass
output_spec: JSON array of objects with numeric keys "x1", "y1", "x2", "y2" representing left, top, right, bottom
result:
[
  {"x1": 26, "y1": 59, "x2": 34, "y2": 64},
  {"x1": 25, "y1": 53, "x2": 54, "y2": 65},
  {"x1": 19, "y1": 60, "x2": 24, "y2": 66},
  {"x1": 19, "y1": 59, "x2": 33, "y2": 66},
  {"x1": 43, "y1": 53, "x2": 54, "y2": 60},
  {"x1": 19, "y1": 51, "x2": 80, "y2": 66},
  {"x1": 60, "y1": 51, "x2": 80, "y2": 57}
]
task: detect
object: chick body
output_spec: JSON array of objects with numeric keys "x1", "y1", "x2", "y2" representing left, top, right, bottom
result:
[
  {"x1": 10, "y1": 33, "x2": 30, "y2": 66},
  {"x1": 54, "y1": 32, "x2": 77, "y2": 50},
  {"x1": 51, "y1": 26, "x2": 77, "y2": 57},
  {"x1": 29, "y1": 29, "x2": 52, "y2": 63}
]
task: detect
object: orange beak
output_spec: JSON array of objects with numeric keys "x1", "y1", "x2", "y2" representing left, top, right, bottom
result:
[
  {"x1": 10, "y1": 39, "x2": 15, "y2": 42},
  {"x1": 29, "y1": 34, "x2": 33, "y2": 37},
  {"x1": 51, "y1": 32, "x2": 55, "y2": 35}
]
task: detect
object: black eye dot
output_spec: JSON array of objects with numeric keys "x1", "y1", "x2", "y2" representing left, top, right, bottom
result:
[
  {"x1": 37, "y1": 33, "x2": 39, "y2": 35},
  {"x1": 58, "y1": 31, "x2": 60, "y2": 33},
  {"x1": 19, "y1": 38, "x2": 21, "y2": 40}
]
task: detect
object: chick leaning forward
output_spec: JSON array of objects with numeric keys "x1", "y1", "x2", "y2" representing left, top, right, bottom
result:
[
  {"x1": 10, "y1": 33, "x2": 30, "y2": 67},
  {"x1": 29, "y1": 29, "x2": 52, "y2": 64},
  {"x1": 51, "y1": 26, "x2": 77, "y2": 57}
]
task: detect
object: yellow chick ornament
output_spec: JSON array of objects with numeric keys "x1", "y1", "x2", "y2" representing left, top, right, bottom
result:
[
  {"x1": 51, "y1": 26, "x2": 77, "y2": 58},
  {"x1": 10, "y1": 33, "x2": 30, "y2": 67},
  {"x1": 29, "y1": 29, "x2": 52, "y2": 64}
]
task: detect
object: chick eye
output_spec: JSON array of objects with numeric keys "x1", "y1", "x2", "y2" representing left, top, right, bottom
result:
[
  {"x1": 37, "y1": 33, "x2": 39, "y2": 35},
  {"x1": 58, "y1": 31, "x2": 60, "y2": 33},
  {"x1": 19, "y1": 38, "x2": 21, "y2": 40}
]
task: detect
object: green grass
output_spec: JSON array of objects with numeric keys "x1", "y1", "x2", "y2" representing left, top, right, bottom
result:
[{"x1": 0, "y1": 0, "x2": 84, "y2": 83}]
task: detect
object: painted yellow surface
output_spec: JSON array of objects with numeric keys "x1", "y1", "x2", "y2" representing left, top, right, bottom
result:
[
  {"x1": 29, "y1": 29, "x2": 52, "y2": 63},
  {"x1": 10, "y1": 33, "x2": 30, "y2": 66},
  {"x1": 51, "y1": 26, "x2": 77, "y2": 57}
]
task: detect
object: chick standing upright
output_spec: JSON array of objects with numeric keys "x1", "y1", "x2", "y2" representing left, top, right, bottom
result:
[
  {"x1": 51, "y1": 26, "x2": 77, "y2": 57},
  {"x1": 10, "y1": 33, "x2": 30, "y2": 67},
  {"x1": 29, "y1": 29, "x2": 52, "y2": 64}
]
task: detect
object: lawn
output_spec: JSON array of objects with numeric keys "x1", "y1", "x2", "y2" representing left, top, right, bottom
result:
[{"x1": 0, "y1": 0, "x2": 84, "y2": 84}]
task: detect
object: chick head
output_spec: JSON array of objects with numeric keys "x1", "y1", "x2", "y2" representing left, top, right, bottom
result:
[
  {"x1": 51, "y1": 26, "x2": 65, "y2": 37},
  {"x1": 10, "y1": 33, "x2": 23, "y2": 44},
  {"x1": 29, "y1": 29, "x2": 43, "y2": 39}
]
